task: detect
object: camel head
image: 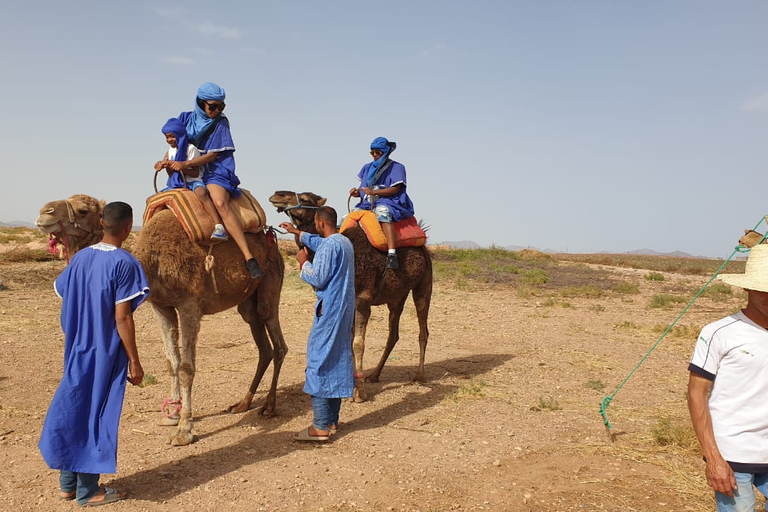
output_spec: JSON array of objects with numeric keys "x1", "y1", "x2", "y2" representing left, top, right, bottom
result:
[
  {"x1": 36, "y1": 194, "x2": 106, "y2": 259},
  {"x1": 269, "y1": 190, "x2": 326, "y2": 232}
]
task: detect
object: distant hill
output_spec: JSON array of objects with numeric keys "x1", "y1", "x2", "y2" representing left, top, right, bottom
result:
[
  {"x1": 437, "y1": 240, "x2": 481, "y2": 249},
  {"x1": 626, "y1": 248, "x2": 699, "y2": 258},
  {"x1": 436, "y1": 241, "x2": 706, "y2": 258},
  {"x1": 0, "y1": 220, "x2": 35, "y2": 228}
]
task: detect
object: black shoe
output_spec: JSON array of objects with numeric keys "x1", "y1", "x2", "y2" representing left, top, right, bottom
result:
[
  {"x1": 245, "y1": 258, "x2": 265, "y2": 279},
  {"x1": 386, "y1": 253, "x2": 399, "y2": 270}
]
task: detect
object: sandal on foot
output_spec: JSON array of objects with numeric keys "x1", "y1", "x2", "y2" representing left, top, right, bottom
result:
[
  {"x1": 295, "y1": 427, "x2": 329, "y2": 442},
  {"x1": 60, "y1": 491, "x2": 76, "y2": 501},
  {"x1": 83, "y1": 487, "x2": 125, "y2": 507}
]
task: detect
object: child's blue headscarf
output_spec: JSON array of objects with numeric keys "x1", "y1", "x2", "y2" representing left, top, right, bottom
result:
[
  {"x1": 161, "y1": 117, "x2": 188, "y2": 189},
  {"x1": 364, "y1": 137, "x2": 397, "y2": 187},
  {"x1": 186, "y1": 82, "x2": 226, "y2": 145}
]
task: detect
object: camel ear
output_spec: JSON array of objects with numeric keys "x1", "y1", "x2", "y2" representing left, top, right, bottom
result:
[
  {"x1": 99, "y1": 199, "x2": 107, "y2": 209},
  {"x1": 318, "y1": 197, "x2": 327, "y2": 207}
]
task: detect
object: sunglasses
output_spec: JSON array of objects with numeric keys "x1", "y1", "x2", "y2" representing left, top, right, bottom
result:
[{"x1": 205, "y1": 101, "x2": 225, "y2": 111}]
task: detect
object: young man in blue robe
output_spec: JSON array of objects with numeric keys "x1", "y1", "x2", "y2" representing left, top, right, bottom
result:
[
  {"x1": 280, "y1": 206, "x2": 355, "y2": 441},
  {"x1": 39, "y1": 201, "x2": 149, "y2": 506}
]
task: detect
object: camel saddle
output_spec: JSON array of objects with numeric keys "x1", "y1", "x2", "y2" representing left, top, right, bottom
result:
[
  {"x1": 143, "y1": 188, "x2": 267, "y2": 246},
  {"x1": 340, "y1": 210, "x2": 426, "y2": 252}
]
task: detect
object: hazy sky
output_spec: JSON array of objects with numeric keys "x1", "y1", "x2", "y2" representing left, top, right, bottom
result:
[{"x1": 1, "y1": 1, "x2": 766, "y2": 257}]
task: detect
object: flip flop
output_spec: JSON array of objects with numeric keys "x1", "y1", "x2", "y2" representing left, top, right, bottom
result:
[
  {"x1": 328, "y1": 424, "x2": 338, "y2": 436},
  {"x1": 294, "y1": 427, "x2": 329, "y2": 442},
  {"x1": 83, "y1": 487, "x2": 125, "y2": 507},
  {"x1": 60, "y1": 491, "x2": 76, "y2": 501}
]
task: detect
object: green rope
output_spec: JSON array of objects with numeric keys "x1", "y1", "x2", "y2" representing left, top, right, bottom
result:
[{"x1": 599, "y1": 218, "x2": 768, "y2": 433}]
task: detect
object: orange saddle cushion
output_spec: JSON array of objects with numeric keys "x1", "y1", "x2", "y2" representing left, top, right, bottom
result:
[
  {"x1": 143, "y1": 188, "x2": 267, "y2": 246},
  {"x1": 340, "y1": 210, "x2": 426, "y2": 252}
]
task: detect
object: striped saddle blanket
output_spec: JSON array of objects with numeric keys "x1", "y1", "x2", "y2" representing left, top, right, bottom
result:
[
  {"x1": 142, "y1": 188, "x2": 267, "y2": 246},
  {"x1": 340, "y1": 210, "x2": 426, "y2": 252}
]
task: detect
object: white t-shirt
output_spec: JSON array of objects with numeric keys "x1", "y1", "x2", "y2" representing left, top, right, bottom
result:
[
  {"x1": 689, "y1": 311, "x2": 768, "y2": 465},
  {"x1": 168, "y1": 144, "x2": 203, "y2": 184}
]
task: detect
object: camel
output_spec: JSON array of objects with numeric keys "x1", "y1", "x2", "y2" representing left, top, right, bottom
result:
[
  {"x1": 269, "y1": 190, "x2": 432, "y2": 402},
  {"x1": 36, "y1": 195, "x2": 105, "y2": 260},
  {"x1": 36, "y1": 195, "x2": 288, "y2": 446}
]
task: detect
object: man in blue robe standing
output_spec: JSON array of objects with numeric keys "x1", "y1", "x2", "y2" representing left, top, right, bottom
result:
[
  {"x1": 281, "y1": 206, "x2": 355, "y2": 441},
  {"x1": 39, "y1": 201, "x2": 149, "y2": 506}
]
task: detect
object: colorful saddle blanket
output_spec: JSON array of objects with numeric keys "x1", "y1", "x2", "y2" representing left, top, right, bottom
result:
[
  {"x1": 143, "y1": 188, "x2": 267, "y2": 246},
  {"x1": 339, "y1": 210, "x2": 426, "y2": 252}
]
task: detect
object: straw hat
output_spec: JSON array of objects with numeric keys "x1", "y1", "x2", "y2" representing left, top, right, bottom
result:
[{"x1": 718, "y1": 244, "x2": 768, "y2": 293}]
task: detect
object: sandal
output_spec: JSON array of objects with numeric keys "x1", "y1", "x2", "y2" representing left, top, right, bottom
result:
[
  {"x1": 294, "y1": 427, "x2": 329, "y2": 442},
  {"x1": 60, "y1": 491, "x2": 76, "y2": 501},
  {"x1": 83, "y1": 487, "x2": 125, "y2": 507}
]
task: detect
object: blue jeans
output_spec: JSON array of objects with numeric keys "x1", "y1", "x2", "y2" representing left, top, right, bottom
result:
[
  {"x1": 311, "y1": 396, "x2": 341, "y2": 431},
  {"x1": 716, "y1": 471, "x2": 768, "y2": 511},
  {"x1": 60, "y1": 470, "x2": 99, "y2": 506}
]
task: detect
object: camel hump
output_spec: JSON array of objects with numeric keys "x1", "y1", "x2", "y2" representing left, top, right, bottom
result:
[
  {"x1": 340, "y1": 210, "x2": 426, "y2": 252},
  {"x1": 143, "y1": 188, "x2": 267, "y2": 246}
]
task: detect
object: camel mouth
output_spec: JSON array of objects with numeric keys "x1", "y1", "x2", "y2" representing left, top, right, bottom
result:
[{"x1": 36, "y1": 220, "x2": 60, "y2": 234}]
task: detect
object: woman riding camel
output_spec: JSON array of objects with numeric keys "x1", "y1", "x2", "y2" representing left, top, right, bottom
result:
[{"x1": 169, "y1": 82, "x2": 264, "y2": 279}]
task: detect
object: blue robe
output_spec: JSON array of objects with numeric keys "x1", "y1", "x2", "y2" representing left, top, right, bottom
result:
[
  {"x1": 39, "y1": 243, "x2": 149, "y2": 474},
  {"x1": 300, "y1": 233, "x2": 355, "y2": 398},
  {"x1": 355, "y1": 159, "x2": 415, "y2": 222},
  {"x1": 177, "y1": 111, "x2": 241, "y2": 198}
]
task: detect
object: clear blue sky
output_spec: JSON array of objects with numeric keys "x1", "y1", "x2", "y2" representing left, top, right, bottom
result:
[{"x1": 1, "y1": 1, "x2": 767, "y2": 257}]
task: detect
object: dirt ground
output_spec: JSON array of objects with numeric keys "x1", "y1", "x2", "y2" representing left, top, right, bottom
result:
[{"x1": 0, "y1": 244, "x2": 743, "y2": 511}]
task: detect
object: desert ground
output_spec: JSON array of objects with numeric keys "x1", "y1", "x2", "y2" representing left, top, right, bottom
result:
[{"x1": 0, "y1": 230, "x2": 756, "y2": 511}]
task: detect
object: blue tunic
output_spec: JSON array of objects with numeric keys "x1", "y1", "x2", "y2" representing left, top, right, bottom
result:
[
  {"x1": 177, "y1": 111, "x2": 241, "y2": 199},
  {"x1": 39, "y1": 243, "x2": 149, "y2": 474},
  {"x1": 300, "y1": 233, "x2": 355, "y2": 398},
  {"x1": 355, "y1": 159, "x2": 415, "y2": 222}
]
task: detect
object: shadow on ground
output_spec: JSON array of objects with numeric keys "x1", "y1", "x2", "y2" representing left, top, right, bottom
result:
[{"x1": 110, "y1": 352, "x2": 512, "y2": 502}]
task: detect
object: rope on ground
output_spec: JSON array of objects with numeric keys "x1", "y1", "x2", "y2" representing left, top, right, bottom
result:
[{"x1": 599, "y1": 216, "x2": 768, "y2": 438}]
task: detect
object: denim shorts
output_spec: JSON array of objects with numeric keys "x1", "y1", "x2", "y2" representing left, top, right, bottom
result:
[
  {"x1": 716, "y1": 471, "x2": 768, "y2": 511},
  {"x1": 187, "y1": 179, "x2": 206, "y2": 192},
  {"x1": 371, "y1": 205, "x2": 393, "y2": 223}
]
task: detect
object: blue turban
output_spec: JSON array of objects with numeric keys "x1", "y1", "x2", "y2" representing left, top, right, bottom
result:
[
  {"x1": 186, "y1": 82, "x2": 226, "y2": 145},
  {"x1": 161, "y1": 117, "x2": 188, "y2": 189},
  {"x1": 364, "y1": 137, "x2": 397, "y2": 187}
]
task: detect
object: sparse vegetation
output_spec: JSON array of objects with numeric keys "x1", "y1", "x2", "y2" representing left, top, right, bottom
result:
[
  {"x1": 652, "y1": 417, "x2": 698, "y2": 449},
  {"x1": 652, "y1": 323, "x2": 700, "y2": 339},
  {"x1": 613, "y1": 281, "x2": 640, "y2": 294},
  {"x1": 645, "y1": 272, "x2": 665, "y2": 282},
  {"x1": 535, "y1": 396, "x2": 561, "y2": 411},
  {"x1": 584, "y1": 380, "x2": 606, "y2": 391},
  {"x1": 616, "y1": 321, "x2": 639, "y2": 330},
  {"x1": 139, "y1": 374, "x2": 158, "y2": 387},
  {"x1": 522, "y1": 269, "x2": 549, "y2": 285},
  {"x1": 701, "y1": 283, "x2": 733, "y2": 301},
  {"x1": 588, "y1": 304, "x2": 606, "y2": 313},
  {"x1": 450, "y1": 380, "x2": 487, "y2": 401},
  {"x1": 561, "y1": 285, "x2": 604, "y2": 298},
  {"x1": 649, "y1": 294, "x2": 688, "y2": 309}
]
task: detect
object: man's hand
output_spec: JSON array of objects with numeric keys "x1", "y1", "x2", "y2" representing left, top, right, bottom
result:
[
  {"x1": 168, "y1": 161, "x2": 186, "y2": 172},
  {"x1": 154, "y1": 160, "x2": 167, "y2": 172},
  {"x1": 349, "y1": 187, "x2": 360, "y2": 198},
  {"x1": 705, "y1": 457, "x2": 738, "y2": 497},
  {"x1": 127, "y1": 360, "x2": 144, "y2": 386},
  {"x1": 360, "y1": 187, "x2": 373, "y2": 196},
  {"x1": 280, "y1": 222, "x2": 300, "y2": 236},
  {"x1": 296, "y1": 247, "x2": 309, "y2": 267}
]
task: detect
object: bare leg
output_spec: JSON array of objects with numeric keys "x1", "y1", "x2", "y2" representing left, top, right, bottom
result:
[
  {"x1": 194, "y1": 186, "x2": 223, "y2": 225},
  {"x1": 207, "y1": 184, "x2": 253, "y2": 260},
  {"x1": 382, "y1": 221, "x2": 396, "y2": 250}
]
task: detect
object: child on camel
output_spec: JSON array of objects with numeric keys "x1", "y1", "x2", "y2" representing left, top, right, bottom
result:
[{"x1": 154, "y1": 117, "x2": 228, "y2": 241}]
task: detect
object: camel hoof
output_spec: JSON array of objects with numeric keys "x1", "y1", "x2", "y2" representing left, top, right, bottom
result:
[
  {"x1": 228, "y1": 402, "x2": 251, "y2": 414},
  {"x1": 364, "y1": 374, "x2": 380, "y2": 383},
  {"x1": 169, "y1": 432, "x2": 194, "y2": 446},
  {"x1": 353, "y1": 387, "x2": 367, "y2": 403},
  {"x1": 412, "y1": 373, "x2": 426, "y2": 383},
  {"x1": 158, "y1": 415, "x2": 180, "y2": 426},
  {"x1": 257, "y1": 405, "x2": 276, "y2": 418}
]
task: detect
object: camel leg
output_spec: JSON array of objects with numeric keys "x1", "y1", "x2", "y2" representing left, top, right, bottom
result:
[
  {"x1": 231, "y1": 298, "x2": 273, "y2": 416},
  {"x1": 258, "y1": 313, "x2": 288, "y2": 417},
  {"x1": 151, "y1": 304, "x2": 182, "y2": 427},
  {"x1": 169, "y1": 302, "x2": 200, "y2": 446},
  {"x1": 367, "y1": 295, "x2": 408, "y2": 383},
  {"x1": 411, "y1": 279, "x2": 432, "y2": 383},
  {"x1": 352, "y1": 301, "x2": 371, "y2": 402}
]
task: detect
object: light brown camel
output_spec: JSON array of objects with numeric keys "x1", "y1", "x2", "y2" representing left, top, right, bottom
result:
[
  {"x1": 36, "y1": 195, "x2": 105, "y2": 260},
  {"x1": 36, "y1": 195, "x2": 288, "y2": 446},
  {"x1": 269, "y1": 190, "x2": 432, "y2": 402}
]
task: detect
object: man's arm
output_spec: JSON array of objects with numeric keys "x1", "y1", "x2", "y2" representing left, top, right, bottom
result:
[
  {"x1": 687, "y1": 372, "x2": 737, "y2": 496},
  {"x1": 115, "y1": 301, "x2": 144, "y2": 386}
]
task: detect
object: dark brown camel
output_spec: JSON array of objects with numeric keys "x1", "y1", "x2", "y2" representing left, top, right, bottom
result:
[
  {"x1": 269, "y1": 190, "x2": 432, "y2": 402},
  {"x1": 36, "y1": 195, "x2": 288, "y2": 446}
]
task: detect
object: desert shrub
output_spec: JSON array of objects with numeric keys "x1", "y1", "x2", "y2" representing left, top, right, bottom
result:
[
  {"x1": 616, "y1": 321, "x2": 639, "y2": 329},
  {"x1": 652, "y1": 324, "x2": 700, "y2": 339},
  {"x1": 0, "y1": 248, "x2": 57, "y2": 263},
  {"x1": 522, "y1": 269, "x2": 549, "y2": 285},
  {"x1": 138, "y1": 374, "x2": 158, "y2": 387},
  {"x1": 649, "y1": 294, "x2": 688, "y2": 309},
  {"x1": 645, "y1": 272, "x2": 665, "y2": 282},
  {"x1": 588, "y1": 304, "x2": 605, "y2": 313},
  {"x1": 450, "y1": 380, "x2": 487, "y2": 401},
  {"x1": 535, "y1": 396, "x2": 561, "y2": 411},
  {"x1": 701, "y1": 283, "x2": 733, "y2": 301},
  {"x1": 613, "y1": 281, "x2": 640, "y2": 294}
]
